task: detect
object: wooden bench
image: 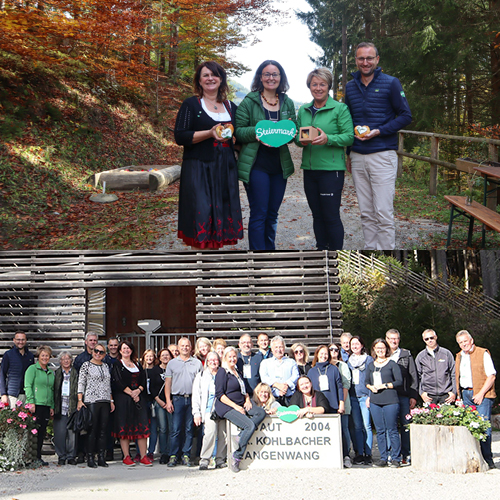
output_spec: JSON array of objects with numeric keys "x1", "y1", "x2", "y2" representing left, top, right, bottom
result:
[{"x1": 445, "y1": 195, "x2": 500, "y2": 247}]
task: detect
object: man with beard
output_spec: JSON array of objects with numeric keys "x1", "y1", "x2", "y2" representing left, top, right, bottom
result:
[{"x1": 345, "y1": 42, "x2": 412, "y2": 250}]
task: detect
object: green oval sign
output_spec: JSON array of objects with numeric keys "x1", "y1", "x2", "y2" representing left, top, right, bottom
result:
[
  {"x1": 255, "y1": 120, "x2": 297, "y2": 148},
  {"x1": 276, "y1": 405, "x2": 300, "y2": 423}
]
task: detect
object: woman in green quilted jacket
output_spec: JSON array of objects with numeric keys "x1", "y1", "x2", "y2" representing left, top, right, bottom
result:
[
  {"x1": 296, "y1": 68, "x2": 354, "y2": 250},
  {"x1": 235, "y1": 60, "x2": 296, "y2": 250}
]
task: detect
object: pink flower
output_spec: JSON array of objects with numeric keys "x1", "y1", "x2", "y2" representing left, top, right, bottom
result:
[
  {"x1": 33, "y1": 417, "x2": 36, "y2": 421},
  {"x1": 0, "y1": 401, "x2": 7, "y2": 409},
  {"x1": 31, "y1": 429, "x2": 38, "y2": 435},
  {"x1": 16, "y1": 400, "x2": 23, "y2": 407},
  {"x1": 6, "y1": 418, "x2": 13, "y2": 424},
  {"x1": 436, "y1": 413, "x2": 443, "y2": 418},
  {"x1": 18, "y1": 411, "x2": 28, "y2": 420},
  {"x1": 24, "y1": 403, "x2": 35, "y2": 411},
  {"x1": 19, "y1": 424, "x2": 27, "y2": 429},
  {"x1": 470, "y1": 405, "x2": 477, "y2": 411}
]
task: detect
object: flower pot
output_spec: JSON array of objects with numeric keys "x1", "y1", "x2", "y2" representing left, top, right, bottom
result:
[{"x1": 410, "y1": 424, "x2": 488, "y2": 473}]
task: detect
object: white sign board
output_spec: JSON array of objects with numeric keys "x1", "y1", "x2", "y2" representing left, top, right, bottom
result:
[{"x1": 227, "y1": 414, "x2": 343, "y2": 470}]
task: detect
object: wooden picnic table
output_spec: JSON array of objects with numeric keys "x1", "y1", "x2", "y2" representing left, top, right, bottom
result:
[{"x1": 473, "y1": 165, "x2": 500, "y2": 208}]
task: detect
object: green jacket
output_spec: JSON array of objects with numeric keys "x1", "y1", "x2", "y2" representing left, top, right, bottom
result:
[
  {"x1": 235, "y1": 91, "x2": 296, "y2": 183},
  {"x1": 295, "y1": 96, "x2": 354, "y2": 171},
  {"x1": 24, "y1": 362, "x2": 55, "y2": 408}
]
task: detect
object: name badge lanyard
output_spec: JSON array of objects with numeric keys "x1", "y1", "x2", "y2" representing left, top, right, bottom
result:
[{"x1": 317, "y1": 366, "x2": 329, "y2": 392}]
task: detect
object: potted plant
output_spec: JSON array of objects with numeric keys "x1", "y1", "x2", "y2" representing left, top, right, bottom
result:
[
  {"x1": 0, "y1": 401, "x2": 38, "y2": 472},
  {"x1": 408, "y1": 401, "x2": 491, "y2": 473}
]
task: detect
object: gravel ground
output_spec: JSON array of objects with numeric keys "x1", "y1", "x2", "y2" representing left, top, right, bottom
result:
[
  {"x1": 155, "y1": 145, "x2": 449, "y2": 251},
  {"x1": 1, "y1": 433, "x2": 499, "y2": 500}
]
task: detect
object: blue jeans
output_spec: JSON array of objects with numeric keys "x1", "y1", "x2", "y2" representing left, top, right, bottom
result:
[
  {"x1": 170, "y1": 395, "x2": 194, "y2": 458},
  {"x1": 244, "y1": 168, "x2": 287, "y2": 250},
  {"x1": 462, "y1": 390, "x2": 493, "y2": 463},
  {"x1": 147, "y1": 404, "x2": 158, "y2": 455},
  {"x1": 155, "y1": 402, "x2": 172, "y2": 456},
  {"x1": 224, "y1": 406, "x2": 266, "y2": 459},
  {"x1": 341, "y1": 413, "x2": 352, "y2": 458},
  {"x1": 350, "y1": 395, "x2": 372, "y2": 456},
  {"x1": 386, "y1": 395, "x2": 410, "y2": 458},
  {"x1": 303, "y1": 169, "x2": 345, "y2": 250},
  {"x1": 370, "y1": 402, "x2": 401, "y2": 462}
]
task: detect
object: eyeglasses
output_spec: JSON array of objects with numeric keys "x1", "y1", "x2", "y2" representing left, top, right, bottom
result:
[
  {"x1": 356, "y1": 57, "x2": 377, "y2": 62},
  {"x1": 424, "y1": 337, "x2": 436, "y2": 342},
  {"x1": 94, "y1": 349, "x2": 106, "y2": 355},
  {"x1": 294, "y1": 349, "x2": 304, "y2": 354},
  {"x1": 329, "y1": 347, "x2": 339, "y2": 352},
  {"x1": 262, "y1": 73, "x2": 280, "y2": 79}
]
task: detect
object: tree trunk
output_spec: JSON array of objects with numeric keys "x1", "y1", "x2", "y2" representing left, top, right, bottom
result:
[
  {"x1": 481, "y1": 250, "x2": 500, "y2": 298},
  {"x1": 341, "y1": 18, "x2": 347, "y2": 99},
  {"x1": 490, "y1": 0, "x2": 500, "y2": 125},
  {"x1": 465, "y1": 70, "x2": 474, "y2": 127},
  {"x1": 167, "y1": 16, "x2": 179, "y2": 80}
]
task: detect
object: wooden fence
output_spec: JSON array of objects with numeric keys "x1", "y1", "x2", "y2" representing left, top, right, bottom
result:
[
  {"x1": 337, "y1": 251, "x2": 500, "y2": 321},
  {"x1": 0, "y1": 251, "x2": 342, "y2": 359},
  {"x1": 397, "y1": 130, "x2": 500, "y2": 202}
]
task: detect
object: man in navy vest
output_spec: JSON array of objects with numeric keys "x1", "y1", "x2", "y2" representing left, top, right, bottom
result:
[
  {"x1": 345, "y1": 42, "x2": 412, "y2": 250},
  {"x1": 0, "y1": 331, "x2": 34, "y2": 409}
]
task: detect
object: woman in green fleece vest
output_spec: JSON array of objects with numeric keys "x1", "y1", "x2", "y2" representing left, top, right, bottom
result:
[
  {"x1": 296, "y1": 68, "x2": 354, "y2": 250},
  {"x1": 235, "y1": 60, "x2": 296, "y2": 250}
]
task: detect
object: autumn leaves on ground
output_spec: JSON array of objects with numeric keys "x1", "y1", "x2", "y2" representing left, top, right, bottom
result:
[{"x1": 0, "y1": 54, "x2": 185, "y2": 250}]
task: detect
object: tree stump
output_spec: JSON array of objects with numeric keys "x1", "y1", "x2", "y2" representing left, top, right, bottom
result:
[{"x1": 410, "y1": 424, "x2": 488, "y2": 473}]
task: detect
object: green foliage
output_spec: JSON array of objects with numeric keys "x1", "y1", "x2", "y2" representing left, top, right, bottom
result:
[
  {"x1": 340, "y1": 277, "x2": 500, "y2": 393},
  {"x1": 0, "y1": 116, "x2": 24, "y2": 140}
]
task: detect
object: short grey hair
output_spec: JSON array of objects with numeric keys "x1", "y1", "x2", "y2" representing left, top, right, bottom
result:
[
  {"x1": 386, "y1": 329, "x2": 400, "y2": 338},
  {"x1": 270, "y1": 335, "x2": 286, "y2": 350},
  {"x1": 58, "y1": 351, "x2": 73, "y2": 362},
  {"x1": 85, "y1": 332, "x2": 98, "y2": 341},
  {"x1": 456, "y1": 330, "x2": 473, "y2": 340},
  {"x1": 306, "y1": 68, "x2": 333, "y2": 91}
]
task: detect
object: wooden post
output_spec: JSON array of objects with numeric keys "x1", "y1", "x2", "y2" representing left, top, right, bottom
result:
[
  {"x1": 397, "y1": 132, "x2": 404, "y2": 177},
  {"x1": 429, "y1": 136, "x2": 439, "y2": 195},
  {"x1": 488, "y1": 144, "x2": 500, "y2": 207}
]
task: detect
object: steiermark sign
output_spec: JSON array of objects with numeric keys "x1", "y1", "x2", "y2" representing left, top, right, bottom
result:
[{"x1": 255, "y1": 120, "x2": 297, "y2": 147}]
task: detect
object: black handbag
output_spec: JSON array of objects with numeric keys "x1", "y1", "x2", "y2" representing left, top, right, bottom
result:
[{"x1": 67, "y1": 405, "x2": 93, "y2": 434}]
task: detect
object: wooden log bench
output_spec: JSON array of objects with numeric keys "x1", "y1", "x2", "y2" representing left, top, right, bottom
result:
[
  {"x1": 444, "y1": 195, "x2": 500, "y2": 248},
  {"x1": 88, "y1": 165, "x2": 181, "y2": 191}
]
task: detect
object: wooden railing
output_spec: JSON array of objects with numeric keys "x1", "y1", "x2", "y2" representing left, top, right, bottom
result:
[
  {"x1": 337, "y1": 251, "x2": 500, "y2": 321},
  {"x1": 397, "y1": 130, "x2": 500, "y2": 197}
]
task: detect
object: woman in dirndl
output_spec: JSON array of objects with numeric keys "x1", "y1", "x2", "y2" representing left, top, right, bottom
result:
[{"x1": 174, "y1": 61, "x2": 243, "y2": 249}]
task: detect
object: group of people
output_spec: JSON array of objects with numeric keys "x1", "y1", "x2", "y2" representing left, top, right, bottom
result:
[
  {"x1": 0, "y1": 328, "x2": 496, "y2": 471},
  {"x1": 174, "y1": 42, "x2": 412, "y2": 251}
]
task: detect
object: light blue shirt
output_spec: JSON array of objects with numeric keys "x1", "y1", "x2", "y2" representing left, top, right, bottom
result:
[{"x1": 259, "y1": 356, "x2": 299, "y2": 398}]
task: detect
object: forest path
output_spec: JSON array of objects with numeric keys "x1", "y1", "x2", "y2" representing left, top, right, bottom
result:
[{"x1": 155, "y1": 145, "x2": 449, "y2": 251}]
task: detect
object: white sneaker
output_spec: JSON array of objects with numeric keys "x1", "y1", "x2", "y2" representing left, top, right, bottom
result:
[{"x1": 343, "y1": 456, "x2": 352, "y2": 468}]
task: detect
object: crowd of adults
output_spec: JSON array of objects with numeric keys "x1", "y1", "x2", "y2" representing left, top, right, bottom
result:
[
  {"x1": 174, "y1": 42, "x2": 412, "y2": 252},
  {"x1": 0, "y1": 329, "x2": 496, "y2": 471}
]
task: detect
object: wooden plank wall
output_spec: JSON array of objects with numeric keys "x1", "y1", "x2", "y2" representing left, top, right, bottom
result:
[{"x1": 0, "y1": 251, "x2": 341, "y2": 359}]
